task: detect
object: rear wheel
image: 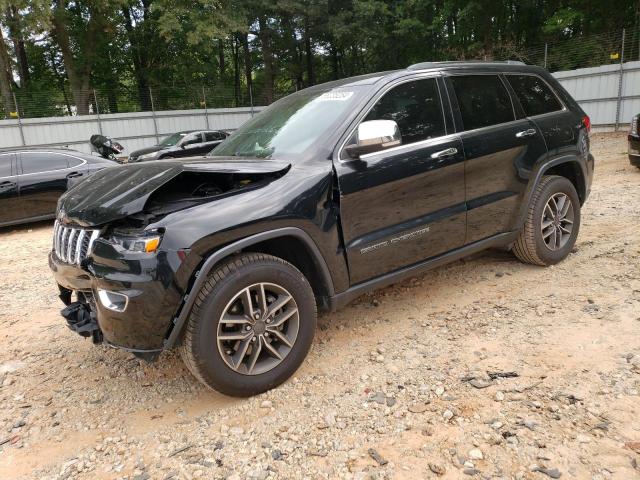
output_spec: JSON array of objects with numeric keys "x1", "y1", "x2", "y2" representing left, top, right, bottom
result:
[
  {"x1": 512, "y1": 175, "x2": 581, "y2": 266},
  {"x1": 179, "y1": 253, "x2": 316, "y2": 396}
]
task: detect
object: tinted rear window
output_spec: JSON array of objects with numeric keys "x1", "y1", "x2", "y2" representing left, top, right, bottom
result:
[
  {"x1": 21, "y1": 152, "x2": 69, "y2": 174},
  {"x1": 205, "y1": 132, "x2": 225, "y2": 141},
  {"x1": 507, "y1": 74, "x2": 563, "y2": 116},
  {"x1": 450, "y1": 75, "x2": 515, "y2": 131}
]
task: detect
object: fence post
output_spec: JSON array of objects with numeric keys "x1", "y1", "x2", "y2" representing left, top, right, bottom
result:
[
  {"x1": 149, "y1": 87, "x2": 160, "y2": 143},
  {"x1": 12, "y1": 92, "x2": 25, "y2": 146},
  {"x1": 202, "y1": 86, "x2": 210, "y2": 130},
  {"x1": 614, "y1": 28, "x2": 626, "y2": 132},
  {"x1": 249, "y1": 84, "x2": 255, "y2": 117},
  {"x1": 544, "y1": 43, "x2": 548, "y2": 69},
  {"x1": 93, "y1": 89, "x2": 103, "y2": 135}
]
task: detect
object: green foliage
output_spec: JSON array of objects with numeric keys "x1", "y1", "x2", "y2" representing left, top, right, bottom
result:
[{"x1": 0, "y1": 0, "x2": 638, "y2": 117}]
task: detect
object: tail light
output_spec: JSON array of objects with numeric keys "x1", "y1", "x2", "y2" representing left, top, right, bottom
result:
[
  {"x1": 582, "y1": 115, "x2": 591, "y2": 133},
  {"x1": 631, "y1": 115, "x2": 639, "y2": 136}
]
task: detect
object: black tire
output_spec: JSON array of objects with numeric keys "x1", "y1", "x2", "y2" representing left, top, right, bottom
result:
[
  {"x1": 179, "y1": 253, "x2": 316, "y2": 397},
  {"x1": 512, "y1": 175, "x2": 581, "y2": 266}
]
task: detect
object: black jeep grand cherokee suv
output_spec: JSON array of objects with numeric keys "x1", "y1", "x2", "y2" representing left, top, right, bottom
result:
[{"x1": 50, "y1": 61, "x2": 593, "y2": 396}]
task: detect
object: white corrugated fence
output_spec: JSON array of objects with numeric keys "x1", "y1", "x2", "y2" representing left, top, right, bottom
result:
[
  {"x1": 0, "y1": 107, "x2": 263, "y2": 154},
  {"x1": 1, "y1": 60, "x2": 638, "y2": 153},
  {"x1": 553, "y1": 60, "x2": 640, "y2": 131}
]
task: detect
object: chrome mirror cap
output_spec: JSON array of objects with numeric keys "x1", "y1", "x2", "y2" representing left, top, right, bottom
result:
[{"x1": 346, "y1": 119, "x2": 402, "y2": 158}]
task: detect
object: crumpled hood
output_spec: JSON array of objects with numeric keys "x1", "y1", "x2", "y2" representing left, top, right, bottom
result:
[{"x1": 59, "y1": 157, "x2": 291, "y2": 227}]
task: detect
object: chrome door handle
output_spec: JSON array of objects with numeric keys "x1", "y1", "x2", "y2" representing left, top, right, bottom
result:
[
  {"x1": 430, "y1": 147, "x2": 458, "y2": 159},
  {"x1": 516, "y1": 128, "x2": 537, "y2": 138}
]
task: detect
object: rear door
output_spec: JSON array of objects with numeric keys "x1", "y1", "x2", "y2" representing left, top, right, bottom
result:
[
  {"x1": 445, "y1": 73, "x2": 548, "y2": 243},
  {"x1": 17, "y1": 152, "x2": 76, "y2": 220},
  {"x1": 0, "y1": 153, "x2": 21, "y2": 226},
  {"x1": 504, "y1": 74, "x2": 578, "y2": 158},
  {"x1": 336, "y1": 75, "x2": 466, "y2": 284}
]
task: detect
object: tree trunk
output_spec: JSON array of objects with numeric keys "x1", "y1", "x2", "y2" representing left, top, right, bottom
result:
[
  {"x1": 304, "y1": 16, "x2": 315, "y2": 86},
  {"x1": 232, "y1": 36, "x2": 240, "y2": 107},
  {"x1": 122, "y1": 6, "x2": 152, "y2": 111},
  {"x1": 0, "y1": 29, "x2": 14, "y2": 117},
  {"x1": 330, "y1": 45, "x2": 339, "y2": 80},
  {"x1": 241, "y1": 32, "x2": 253, "y2": 105},
  {"x1": 51, "y1": 2, "x2": 94, "y2": 115},
  {"x1": 218, "y1": 39, "x2": 225, "y2": 79},
  {"x1": 6, "y1": 6, "x2": 30, "y2": 87},
  {"x1": 258, "y1": 16, "x2": 274, "y2": 104}
]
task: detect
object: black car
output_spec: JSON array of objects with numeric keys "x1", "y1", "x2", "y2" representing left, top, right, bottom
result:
[
  {"x1": 0, "y1": 148, "x2": 116, "y2": 228},
  {"x1": 630, "y1": 113, "x2": 639, "y2": 167},
  {"x1": 128, "y1": 130, "x2": 229, "y2": 162},
  {"x1": 50, "y1": 61, "x2": 593, "y2": 396}
]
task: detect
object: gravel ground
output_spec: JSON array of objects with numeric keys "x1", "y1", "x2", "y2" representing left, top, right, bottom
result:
[{"x1": 0, "y1": 133, "x2": 639, "y2": 480}]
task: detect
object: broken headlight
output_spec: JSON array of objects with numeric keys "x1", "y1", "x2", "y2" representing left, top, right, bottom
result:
[{"x1": 109, "y1": 231, "x2": 163, "y2": 253}]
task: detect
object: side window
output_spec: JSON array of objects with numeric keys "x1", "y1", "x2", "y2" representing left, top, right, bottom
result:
[
  {"x1": 507, "y1": 75, "x2": 563, "y2": 117},
  {"x1": 364, "y1": 78, "x2": 446, "y2": 145},
  {"x1": 21, "y1": 153, "x2": 69, "y2": 174},
  {"x1": 68, "y1": 157, "x2": 84, "y2": 168},
  {"x1": 205, "y1": 132, "x2": 224, "y2": 142},
  {"x1": 0, "y1": 154, "x2": 13, "y2": 177},
  {"x1": 183, "y1": 133, "x2": 203, "y2": 146},
  {"x1": 450, "y1": 75, "x2": 515, "y2": 131}
]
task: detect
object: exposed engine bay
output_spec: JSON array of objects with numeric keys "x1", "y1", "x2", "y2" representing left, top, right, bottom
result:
[{"x1": 120, "y1": 168, "x2": 289, "y2": 227}]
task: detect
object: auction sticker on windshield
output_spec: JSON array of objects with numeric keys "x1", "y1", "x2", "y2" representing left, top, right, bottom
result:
[{"x1": 318, "y1": 91, "x2": 354, "y2": 101}]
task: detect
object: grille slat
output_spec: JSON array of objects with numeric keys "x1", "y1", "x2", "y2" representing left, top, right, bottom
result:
[{"x1": 53, "y1": 223, "x2": 100, "y2": 266}]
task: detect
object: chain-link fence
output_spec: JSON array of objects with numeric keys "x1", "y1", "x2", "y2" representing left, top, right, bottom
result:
[
  {"x1": 3, "y1": 84, "x2": 291, "y2": 121},
  {"x1": 502, "y1": 26, "x2": 640, "y2": 72},
  {"x1": 1, "y1": 26, "x2": 639, "y2": 122}
]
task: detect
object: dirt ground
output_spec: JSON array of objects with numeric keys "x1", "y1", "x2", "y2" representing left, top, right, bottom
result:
[{"x1": 0, "y1": 133, "x2": 639, "y2": 480}]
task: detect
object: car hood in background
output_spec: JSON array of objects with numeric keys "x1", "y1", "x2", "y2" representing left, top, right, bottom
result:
[
  {"x1": 129, "y1": 145, "x2": 164, "y2": 159},
  {"x1": 58, "y1": 157, "x2": 291, "y2": 227}
]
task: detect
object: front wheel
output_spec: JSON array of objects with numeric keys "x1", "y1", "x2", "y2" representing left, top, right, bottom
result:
[
  {"x1": 179, "y1": 253, "x2": 317, "y2": 397},
  {"x1": 512, "y1": 175, "x2": 581, "y2": 266}
]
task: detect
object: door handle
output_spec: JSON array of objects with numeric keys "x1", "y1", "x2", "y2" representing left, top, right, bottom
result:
[
  {"x1": 66, "y1": 172, "x2": 83, "y2": 179},
  {"x1": 515, "y1": 128, "x2": 537, "y2": 138},
  {"x1": 0, "y1": 181, "x2": 16, "y2": 191},
  {"x1": 430, "y1": 147, "x2": 458, "y2": 159}
]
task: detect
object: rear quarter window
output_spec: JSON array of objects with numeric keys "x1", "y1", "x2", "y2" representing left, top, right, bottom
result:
[
  {"x1": 449, "y1": 75, "x2": 515, "y2": 131},
  {"x1": 507, "y1": 75, "x2": 563, "y2": 117}
]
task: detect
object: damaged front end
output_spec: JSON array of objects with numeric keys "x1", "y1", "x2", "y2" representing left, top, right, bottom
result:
[
  {"x1": 59, "y1": 292, "x2": 103, "y2": 345},
  {"x1": 50, "y1": 157, "x2": 292, "y2": 357}
]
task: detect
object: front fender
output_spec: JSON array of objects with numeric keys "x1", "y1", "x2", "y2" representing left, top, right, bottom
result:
[{"x1": 163, "y1": 227, "x2": 335, "y2": 349}]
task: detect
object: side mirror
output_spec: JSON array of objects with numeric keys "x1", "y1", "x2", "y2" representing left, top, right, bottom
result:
[{"x1": 345, "y1": 119, "x2": 401, "y2": 159}]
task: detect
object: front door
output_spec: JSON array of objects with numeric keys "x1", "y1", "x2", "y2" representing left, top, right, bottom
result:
[
  {"x1": 0, "y1": 153, "x2": 20, "y2": 226},
  {"x1": 177, "y1": 132, "x2": 205, "y2": 157},
  {"x1": 336, "y1": 76, "x2": 466, "y2": 284},
  {"x1": 445, "y1": 74, "x2": 548, "y2": 243}
]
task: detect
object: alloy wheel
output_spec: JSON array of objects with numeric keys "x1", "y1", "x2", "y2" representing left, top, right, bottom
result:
[
  {"x1": 217, "y1": 283, "x2": 299, "y2": 375},
  {"x1": 541, "y1": 192, "x2": 574, "y2": 251}
]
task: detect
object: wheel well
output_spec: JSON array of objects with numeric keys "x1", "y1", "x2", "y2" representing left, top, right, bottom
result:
[
  {"x1": 544, "y1": 162, "x2": 586, "y2": 204},
  {"x1": 241, "y1": 236, "x2": 331, "y2": 299}
]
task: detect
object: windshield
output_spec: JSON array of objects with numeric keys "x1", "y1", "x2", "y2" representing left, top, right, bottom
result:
[
  {"x1": 159, "y1": 132, "x2": 187, "y2": 147},
  {"x1": 210, "y1": 89, "x2": 360, "y2": 159}
]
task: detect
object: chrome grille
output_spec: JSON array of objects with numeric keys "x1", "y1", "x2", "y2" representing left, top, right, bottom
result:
[{"x1": 53, "y1": 221, "x2": 100, "y2": 265}]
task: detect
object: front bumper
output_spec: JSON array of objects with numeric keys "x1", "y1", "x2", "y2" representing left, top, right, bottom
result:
[
  {"x1": 49, "y1": 241, "x2": 185, "y2": 353},
  {"x1": 629, "y1": 135, "x2": 640, "y2": 166}
]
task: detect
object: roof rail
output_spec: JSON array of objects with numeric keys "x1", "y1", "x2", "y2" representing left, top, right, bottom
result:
[{"x1": 407, "y1": 60, "x2": 526, "y2": 70}]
